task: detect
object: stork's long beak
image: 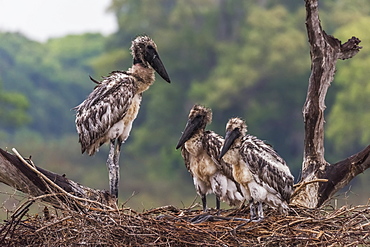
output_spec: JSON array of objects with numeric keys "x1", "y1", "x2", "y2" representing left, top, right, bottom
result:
[
  {"x1": 146, "y1": 48, "x2": 171, "y2": 83},
  {"x1": 219, "y1": 128, "x2": 241, "y2": 159},
  {"x1": 176, "y1": 117, "x2": 202, "y2": 149}
]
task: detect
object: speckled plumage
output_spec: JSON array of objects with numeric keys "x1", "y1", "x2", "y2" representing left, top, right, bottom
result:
[
  {"x1": 74, "y1": 35, "x2": 170, "y2": 198},
  {"x1": 220, "y1": 117, "x2": 294, "y2": 219},
  {"x1": 241, "y1": 134, "x2": 293, "y2": 204},
  {"x1": 75, "y1": 71, "x2": 140, "y2": 155},
  {"x1": 176, "y1": 105, "x2": 244, "y2": 211}
]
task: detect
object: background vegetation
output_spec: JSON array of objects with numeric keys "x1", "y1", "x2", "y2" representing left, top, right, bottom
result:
[{"x1": 0, "y1": 0, "x2": 369, "y2": 216}]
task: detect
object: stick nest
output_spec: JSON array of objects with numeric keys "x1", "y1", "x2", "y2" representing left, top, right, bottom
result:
[{"x1": 0, "y1": 198, "x2": 369, "y2": 246}]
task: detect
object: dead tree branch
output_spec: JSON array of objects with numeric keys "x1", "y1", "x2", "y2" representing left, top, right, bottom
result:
[
  {"x1": 291, "y1": 0, "x2": 368, "y2": 208},
  {"x1": 0, "y1": 148, "x2": 115, "y2": 210}
]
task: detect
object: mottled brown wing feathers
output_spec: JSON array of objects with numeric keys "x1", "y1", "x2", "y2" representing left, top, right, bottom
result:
[
  {"x1": 241, "y1": 135, "x2": 294, "y2": 202},
  {"x1": 75, "y1": 72, "x2": 137, "y2": 154},
  {"x1": 203, "y1": 131, "x2": 236, "y2": 182}
]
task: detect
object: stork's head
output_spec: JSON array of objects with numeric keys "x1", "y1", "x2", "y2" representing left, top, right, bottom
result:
[
  {"x1": 130, "y1": 35, "x2": 171, "y2": 83},
  {"x1": 219, "y1": 117, "x2": 247, "y2": 159},
  {"x1": 176, "y1": 105, "x2": 212, "y2": 149}
]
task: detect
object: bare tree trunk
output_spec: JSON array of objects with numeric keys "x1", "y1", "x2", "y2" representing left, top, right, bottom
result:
[
  {"x1": 0, "y1": 148, "x2": 115, "y2": 210},
  {"x1": 291, "y1": 0, "x2": 369, "y2": 208}
]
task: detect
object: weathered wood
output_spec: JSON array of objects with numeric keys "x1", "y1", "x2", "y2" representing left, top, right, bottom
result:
[
  {"x1": 0, "y1": 148, "x2": 115, "y2": 209},
  {"x1": 291, "y1": 0, "x2": 368, "y2": 208},
  {"x1": 318, "y1": 145, "x2": 370, "y2": 206}
]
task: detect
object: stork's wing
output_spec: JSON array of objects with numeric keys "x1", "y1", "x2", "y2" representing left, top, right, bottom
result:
[
  {"x1": 203, "y1": 131, "x2": 237, "y2": 183},
  {"x1": 75, "y1": 72, "x2": 137, "y2": 154},
  {"x1": 241, "y1": 135, "x2": 294, "y2": 203}
]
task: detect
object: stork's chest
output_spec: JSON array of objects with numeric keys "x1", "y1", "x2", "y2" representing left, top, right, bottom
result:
[
  {"x1": 223, "y1": 148, "x2": 253, "y2": 185},
  {"x1": 222, "y1": 148, "x2": 240, "y2": 167},
  {"x1": 123, "y1": 93, "x2": 142, "y2": 124},
  {"x1": 185, "y1": 137, "x2": 218, "y2": 179},
  {"x1": 184, "y1": 136, "x2": 203, "y2": 156},
  {"x1": 107, "y1": 93, "x2": 142, "y2": 142},
  {"x1": 232, "y1": 160, "x2": 253, "y2": 185}
]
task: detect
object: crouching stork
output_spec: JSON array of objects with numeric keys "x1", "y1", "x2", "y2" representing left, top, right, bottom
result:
[
  {"x1": 219, "y1": 118, "x2": 294, "y2": 221},
  {"x1": 176, "y1": 105, "x2": 245, "y2": 212},
  {"x1": 75, "y1": 35, "x2": 171, "y2": 199}
]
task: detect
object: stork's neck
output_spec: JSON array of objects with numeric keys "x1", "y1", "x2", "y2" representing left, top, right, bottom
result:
[
  {"x1": 222, "y1": 136, "x2": 242, "y2": 164},
  {"x1": 128, "y1": 63, "x2": 156, "y2": 93},
  {"x1": 233, "y1": 137, "x2": 243, "y2": 148},
  {"x1": 184, "y1": 130, "x2": 204, "y2": 156}
]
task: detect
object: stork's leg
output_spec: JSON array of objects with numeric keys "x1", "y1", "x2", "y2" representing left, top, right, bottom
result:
[
  {"x1": 216, "y1": 196, "x2": 220, "y2": 210},
  {"x1": 215, "y1": 196, "x2": 221, "y2": 215},
  {"x1": 201, "y1": 194, "x2": 207, "y2": 212},
  {"x1": 249, "y1": 200, "x2": 257, "y2": 220},
  {"x1": 112, "y1": 139, "x2": 122, "y2": 198},
  {"x1": 257, "y1": 202, "x2": 264, "y2": 220},
  {"x1": 250, "y1": 201, "x2": 264, "y2": 222},
  {"x1": 107, "y1": 139, "x2": 121, "y2": 199}
]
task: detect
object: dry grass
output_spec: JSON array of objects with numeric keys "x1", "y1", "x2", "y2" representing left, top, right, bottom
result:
[{"x1": 0, "y1": 196, "x2": 369, "y2": 246}]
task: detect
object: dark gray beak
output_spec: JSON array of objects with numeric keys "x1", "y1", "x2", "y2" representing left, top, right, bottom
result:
[
  {"x1": 219, "y1": 128, "x2": 241, "y2": 159},
  {"x1": 145, "y1": 47, "x2": 171, "y2": 83},
  {"x1": 176, "y1": 116, "x2": 202, "y2": 149}
]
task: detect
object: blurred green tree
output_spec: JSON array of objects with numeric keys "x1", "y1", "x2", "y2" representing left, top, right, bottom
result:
[
  {"x1": 190, "y1": 5, "x2": 309, "y2": 173},
  {"x1": 0, "y1": 80, "x2": 29, "y2": 131},
  {"x1": 326, "y1": 16, "x2": 370, "y2": 156},
  {"x1": 0, "y1": 32, "x2": 106, "y2": 137}
]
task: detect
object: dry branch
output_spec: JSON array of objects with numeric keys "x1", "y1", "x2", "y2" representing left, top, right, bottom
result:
[
  {"x1": 0, "y1": 148, "x2": 115, "y2": 210},
  {"x1": 291, "y1": 0, "x2": 369, "y2": 208}
]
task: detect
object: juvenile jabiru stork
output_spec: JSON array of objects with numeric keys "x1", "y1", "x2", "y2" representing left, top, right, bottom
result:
[
  {"x1": 176, "y1": 105, "x2": 245, "y2": 212},
  {"x1": 219, "y1": 118, "x2": 294, "y2": 221},
  {"x1": 75, "y1": 35, "x2": 171, "y2": 199}
]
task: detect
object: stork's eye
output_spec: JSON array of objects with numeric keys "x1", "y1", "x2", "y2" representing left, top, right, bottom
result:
[{"x1": 147, "y1": 45, "x2": 154, "y2": 50}]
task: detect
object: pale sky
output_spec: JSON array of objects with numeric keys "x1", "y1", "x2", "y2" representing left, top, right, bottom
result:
[{"x1": 0, "y1": 0, "x2": 117, "y2": 42}]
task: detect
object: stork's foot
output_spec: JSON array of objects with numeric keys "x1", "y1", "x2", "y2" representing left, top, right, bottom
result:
[
  {"x1": 251, "y1": 216, "x2": 264, "y2": 222},
  {"x1": 190, "y1": 213, "x2": 251, "y2": 224},
  {"x1": 190, "y1": 213, "x2": 212, "y2": 224}
]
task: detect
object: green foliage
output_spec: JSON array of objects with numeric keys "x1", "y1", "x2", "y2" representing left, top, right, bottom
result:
[
  {"x1": 190, "y1": 4, "x2": 309, "y2": 172},
  {"x1": 0, "y1": 32, "x2": 106, "y2": 136},
  {"x1": 0, "y1": 81, "x2": 30, "y2": 129},
  {"x1": 44, "y1": 33, "x2": 106, "y2": 82},
  {"x1": 326, "y1": 16, "x2": 370, "y2": 155}
]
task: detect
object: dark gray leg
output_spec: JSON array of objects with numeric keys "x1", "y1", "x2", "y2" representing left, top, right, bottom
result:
[
  {"x1": 106, "y1": 139, "x2": 121, "y2": 199},
  {"x1": 215, "y1": 196, "x2": 221, "y2": 215},
  {"x1": 201, "y1": 194, "x2": 207, "y2": 212},
  {"x1": 216, "y1": 196, "x2": 220, "y2": 210}
]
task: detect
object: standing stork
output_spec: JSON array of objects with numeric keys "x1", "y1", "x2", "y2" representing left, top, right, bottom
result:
[
  {"x1": 176, "y1": 105, "x2": 245, "y2": 212},
  {"x1": 219, "y1": 118, "x2": 294, "y2": 221},
  {"x1": 75, "y1": 35, "x2": 171, "y2": 199}
]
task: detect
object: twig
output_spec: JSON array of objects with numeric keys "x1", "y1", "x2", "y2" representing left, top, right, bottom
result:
[
  {"x1": 291, "y1": 179, "x2": 328, "y2": 198},
  {"x1": 35, "y1": 216, "x2": 72, "y2": 233}
]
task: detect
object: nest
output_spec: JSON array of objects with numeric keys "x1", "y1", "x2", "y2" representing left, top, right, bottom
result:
[{"x1": 0, "y1": 197, "x2": 369, "y2": 246}]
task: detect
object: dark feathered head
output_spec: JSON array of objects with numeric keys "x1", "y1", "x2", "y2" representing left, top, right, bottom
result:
[
  {"x1": 130, "y1": 35, "x2": 171, "y2": 83},
  {"x1": 219, "y1": 117, "x2": 247, "y2": 159},
  {"x1": 176, "y1": 104, "x2": 212, "y2": 149}
]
